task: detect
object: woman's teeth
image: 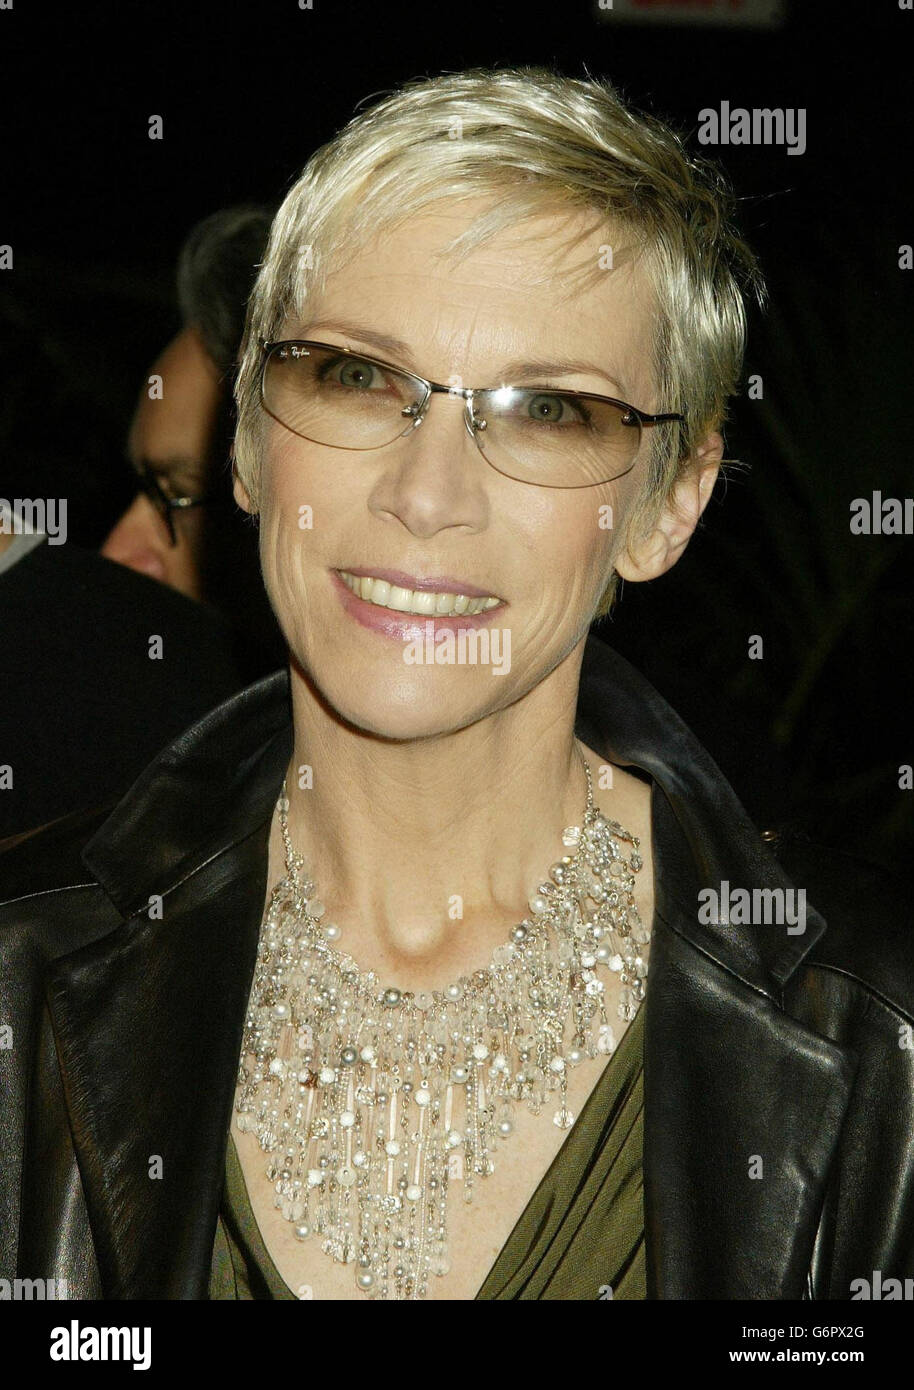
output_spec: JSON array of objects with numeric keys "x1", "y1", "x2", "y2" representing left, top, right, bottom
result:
[{"x1": 338, "y1": 570, "x2": 501, "y2": 616}]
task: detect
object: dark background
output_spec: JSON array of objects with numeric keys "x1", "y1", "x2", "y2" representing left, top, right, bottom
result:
[{"x1": 2, "y1": 0, "x2": 912, "y2": 871}]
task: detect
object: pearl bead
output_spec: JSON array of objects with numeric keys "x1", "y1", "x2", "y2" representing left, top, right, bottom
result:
[
  {"x1": 406, "y1": 1184, "x2": 422, "y2": 1201},
  {"x1": 293, "y1": 1223, "x2": 311, "y2": 1241},
  {"x1": 414, "y1": 1088, "x2": 431, "y2": 1107},
  {"x1": 357, "y1": 1272, "x2": 374, "y2": 1289},
  {"x1": 323, "y1": 923, "x2": 341, "y2": 941},
  {"x1": 359, "y1": 1046, "x2": 376, "y2": 1063},
  {"x1": 319, "y1": 1067, "x2": 336, "y2": 1084},
  {"x1": 340, "y1": 1046, "x2": 357, "y2": 1065},
  {"x1": 383, "y1": 988, "x2": 401, "y2": 1006},
  {"x1": 498, "y1": 1120, "x2": 513, "y2": 1136},
  {"x1": 339, "y1": 1111, "x2": 355, "y2": 1127},
  {"x1": 472, "y1": 1044, "x2": 489, "y2": 1061},
  {"x1": 385, "y1": 1140, "x2": 401, "y2": 1156}
]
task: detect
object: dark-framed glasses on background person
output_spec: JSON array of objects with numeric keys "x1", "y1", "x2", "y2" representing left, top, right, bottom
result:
[
  {"x1": 259, "y1": 339, "x2": 686, "y2": 489},
  {"x1": 133, "y1": 459, "x2": 219, "y2": 545}
]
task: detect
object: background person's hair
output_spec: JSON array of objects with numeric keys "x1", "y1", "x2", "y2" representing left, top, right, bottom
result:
[
  {"x1": 177, "y1": 205, "x2": 275, "y2": 380},
  {"x1": 234, "y1": 66, "x2": 766, "y2": 617}
]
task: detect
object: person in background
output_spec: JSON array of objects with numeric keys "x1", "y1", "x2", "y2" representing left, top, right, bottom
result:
[
  {"x1": 0, "y1": 209, "x2": 282, "y2": 841},
  {"x1": 102, "y1": 205, "x2": 283, "y2": 673}
]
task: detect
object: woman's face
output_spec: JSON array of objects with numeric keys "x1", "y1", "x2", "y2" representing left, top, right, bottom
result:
[{"x1": 240, "y1": 201, "x2": 664, "y2": 740}]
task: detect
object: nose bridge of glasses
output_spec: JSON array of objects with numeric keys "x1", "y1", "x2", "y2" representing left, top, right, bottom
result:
[{"x1": 406, "y1": 381, "x2": 482, "y2": 442}]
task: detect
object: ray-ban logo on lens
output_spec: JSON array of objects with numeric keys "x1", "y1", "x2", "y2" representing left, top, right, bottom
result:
[
  {"x1": 697, "y1": 102, "x2": 806, "y2": 156},
  {"x1": 403, "y1": 621, "x2": 511, "y2": 675}
]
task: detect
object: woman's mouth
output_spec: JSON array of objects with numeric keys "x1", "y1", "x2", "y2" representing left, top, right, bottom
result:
[{"x1": 330, "y1": 568, "x2": 507, "y2": 640}]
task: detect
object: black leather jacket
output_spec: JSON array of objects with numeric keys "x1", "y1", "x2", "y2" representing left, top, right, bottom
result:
[{"x1": 2, "y1": 636, "x2": 912, "y2": 1299}]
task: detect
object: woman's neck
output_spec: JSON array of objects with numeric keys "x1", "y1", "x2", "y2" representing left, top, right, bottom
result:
[{"x1": 275, "y1": 666, "x2": 595, "y2": 994}]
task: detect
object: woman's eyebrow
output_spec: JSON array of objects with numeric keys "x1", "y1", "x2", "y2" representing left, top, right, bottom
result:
[{"x1": 303, "y1": 319, "x2": 630, "y2": 397}]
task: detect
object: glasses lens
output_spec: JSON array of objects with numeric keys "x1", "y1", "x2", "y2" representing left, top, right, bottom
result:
[
  {"x1": 473, "y1": 388, "x2": 642, "y2": 486},
  {"x1": 262, "y1": 344, "x2": 425, "y2": 449}
]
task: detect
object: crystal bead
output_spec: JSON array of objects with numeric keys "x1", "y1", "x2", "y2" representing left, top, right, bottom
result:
[
  {"x1": 385, "y1": 1140, "x2": 401, "y2": 1156},
  {"x1": 414, "y1": 1088, "x2": 431, "y2": 1107},
  {"x1": 472, "y1": 1043, "x2": 489, "y2": 1061},
  {"x1": 562, "y1": 826, "x2": 581, "y2": 848},
  {"x1": 337, "y1": 1167, "x2": 356, "y2": 1187},
  {"x1": 319, "y1": 1066, "x2": 336, "y2": 1084},
  {"x1": 307, "y1": 1169, "x2": 324, "y2": 1187},
  {"x1": 597, "y1": 1025, "x2": 616, "y2": 1054},
  {"x1": 406, "y1": 1184, "x2": 422, "y2": 1201},
  {"x1": 553, "y1": 1108, "x2": 575, "y2": 1129}
]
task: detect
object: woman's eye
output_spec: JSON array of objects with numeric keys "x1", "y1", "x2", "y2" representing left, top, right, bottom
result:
[
  {"x1": 331, "y1": 358, "x2": 384, "y2": 389},
  {"x1": 526, "y1": 392, "x2": 587, "y2": 425}
]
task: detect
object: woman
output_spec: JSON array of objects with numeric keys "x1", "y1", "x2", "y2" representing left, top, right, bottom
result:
[{"x1": 2, "y1": 67, "x2": 912, "y2": 1303}]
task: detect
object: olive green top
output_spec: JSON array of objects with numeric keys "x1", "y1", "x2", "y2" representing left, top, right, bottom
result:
[{"x1": 209, "y1": 1002, "x2": 645, "y2": 1301}]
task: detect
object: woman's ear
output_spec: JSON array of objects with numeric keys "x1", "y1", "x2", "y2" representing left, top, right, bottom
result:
[
  {"x1": 232, "y1": 454, "x2": 256, "y2": 516},
  {"x1": 615, "y1": 430, "x2": 724, "y2": 583}
]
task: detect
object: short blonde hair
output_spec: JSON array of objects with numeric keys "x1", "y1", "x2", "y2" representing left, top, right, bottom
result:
[{"x1": 234, "y1": 65, "x2": 765, "y2": 617}]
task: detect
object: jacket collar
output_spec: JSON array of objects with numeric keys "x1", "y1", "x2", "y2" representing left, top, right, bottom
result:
[
  {"x1": 82, "y1": 634, "x2": 826, "y2": 995},
  {"x1": 39, "y1": 636, "x2": 854, "y2": 1299}
]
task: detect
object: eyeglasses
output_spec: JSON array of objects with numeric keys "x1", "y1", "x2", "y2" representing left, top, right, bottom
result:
[
  {"x1": 133, "y1": 460, "x2": 217, "y2": 546},
  {"x1": 259, "y1": 339, "x2": 685, "y2": 489}
]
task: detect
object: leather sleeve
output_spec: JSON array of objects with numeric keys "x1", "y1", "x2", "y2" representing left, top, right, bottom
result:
[
  {"x1": 775, "y1": 831, "x2": 914, "y2": 1298},
  {"x1": 17, "y1": 1000, "x2": 103, "y2": 1298}
]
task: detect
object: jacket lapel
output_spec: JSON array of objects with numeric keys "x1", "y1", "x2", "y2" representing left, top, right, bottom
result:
[
  {"x1": 38, "y1": 642, "x2": 859, "y2": 1298},
  {"x1": 576, "y1": 641, "x2": 859, "y2": 1298},
  {"x1": 41, "y1": 675, "x2": 292, "y2": 1298}
]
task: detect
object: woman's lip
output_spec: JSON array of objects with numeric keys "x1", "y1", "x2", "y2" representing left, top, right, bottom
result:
[
  {"x1": 337, "y1": 566, "x2": 502, "y2": 601},
  {"x1": 329, "y1": 568, "x2": 506, "y2": 640}
]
